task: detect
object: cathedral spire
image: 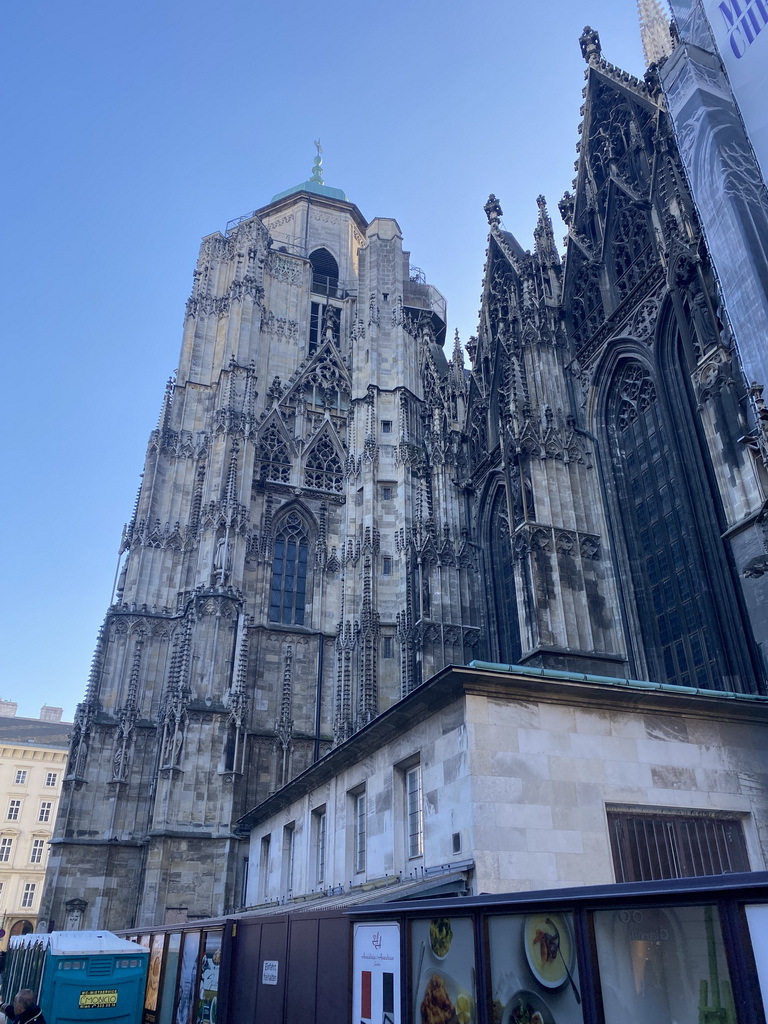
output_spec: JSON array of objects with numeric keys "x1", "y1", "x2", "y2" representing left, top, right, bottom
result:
[
  {"x1": 637, "y1": 0, "x2": 673, "y2": 66},
  {"x1": 534, "y1": 195, "x2": 560, "y2": 266}
]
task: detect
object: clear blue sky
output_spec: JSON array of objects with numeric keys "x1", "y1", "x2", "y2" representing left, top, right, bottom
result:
[{"x1": 1, "y1": 1, "x2": 649, "y2": 721}]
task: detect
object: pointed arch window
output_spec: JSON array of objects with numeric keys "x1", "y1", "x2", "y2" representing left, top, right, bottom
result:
[
  {"x1": 304, "y1": 435, "x2": 343, "y2": 492},
  {"x1": 256, "y1": 423, "x2": 291, "y2": 483},
  {"x1": 269, "y1": 512, "x2": 310, "y2": 626},
  {"x1": 489, "y1": 486, "x2": 521, "y2": 664},
  {"x1": 608, "y1": 360, "x2": 720, "y2": 688}
]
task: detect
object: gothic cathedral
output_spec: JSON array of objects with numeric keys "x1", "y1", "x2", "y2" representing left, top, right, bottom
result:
[{"x1": 42, "y1": 29, "x2": 768, "y2": 930}]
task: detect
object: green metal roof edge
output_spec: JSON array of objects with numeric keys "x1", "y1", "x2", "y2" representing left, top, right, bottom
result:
[
  {"x1": 270, "y1": 180, "x2": 349, "y2": 203},
  {"x1": 467, "y1": 660, "x2": 768, "y2": 701}
]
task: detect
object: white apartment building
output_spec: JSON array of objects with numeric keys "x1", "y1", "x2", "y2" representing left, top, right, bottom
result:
[{"x1": 0, "y1": 702, "x2": 70, "y2": 945}]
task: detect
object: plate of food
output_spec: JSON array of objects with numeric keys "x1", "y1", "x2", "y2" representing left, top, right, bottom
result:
[
  {"x1": 523, "y1": 913, "x2": 574, "y2": 990},
  {"x1": 429, "y1": 917, "x2": 453, "y2": 960},
  {"x1": 417, "y1": 968, "x2": 474, "y2": 1024},
  {"x1": 502, "y1": 989, "x2": 554, "y2": 1024}
]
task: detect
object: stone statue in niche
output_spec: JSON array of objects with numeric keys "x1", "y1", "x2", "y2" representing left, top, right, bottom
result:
[
  {"x1": 214, "y1": 536, "x2": 231, "y2": 582},
  {"x1": 163, "y1": 722, "x2": 184, "y2": 766},
  {"x1": 65, "y1": 898, "x2": 87, "y2": 930}
]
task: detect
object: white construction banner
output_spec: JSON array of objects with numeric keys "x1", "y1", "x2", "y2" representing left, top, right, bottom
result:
[{"x1": 702, "y1": 0, "x2": 768, "y2": 184}]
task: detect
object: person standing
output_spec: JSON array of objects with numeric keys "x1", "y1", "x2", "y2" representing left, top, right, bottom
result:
[{"x1": 3, "y1": 989, "x2": 45, "y2": 1024}]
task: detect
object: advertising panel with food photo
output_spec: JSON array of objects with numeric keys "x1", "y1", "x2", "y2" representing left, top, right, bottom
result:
[
  {"x1": 488, "y1": 913, "x2": 584, "y2": 1024},
  {"x1": 411, "y1": 917, "x2": 476, "y2": 1024}
]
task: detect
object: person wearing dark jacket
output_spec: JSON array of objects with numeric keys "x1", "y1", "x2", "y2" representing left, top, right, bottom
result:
[{"x1": 3, "y1": 988, "x2": 46, "y2": 1024}]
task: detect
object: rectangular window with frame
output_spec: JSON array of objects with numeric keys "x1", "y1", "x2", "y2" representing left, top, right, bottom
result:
[
  {"x1": 7, "y1": 800, "x2": 21, "y2": 821},
  {"x1": 406, "y1": 765, "x2": 424, "y2": 859},
  {"x1": 240, "y1": 856, "x2": 249, "y2": 909},
  {"x1": 381, "y1": 420, "x2": 393, "y2": 434},
  {"x1": 353, "y1": 790, "x2": 366, "y2": 874},
  {"x1": 45, "y1": 772, "x2": 58, "y2": 787},
  {"x1": 259, "y1": 835, "x2": 271, "y2": 900},
  {"x1": 381, "y1": 485, "x2": 393, "y2": 501},
  {"x1": 21, "y1": 882, "x2": 36, "y2": 909},
  {"x1": 313, "y1": 807, "x2": 327, "y2": 886},
  {"x1": 282, "y1": 824, "x2": 296, "y2": 894},
  {"x1": 382, "y1": 556, "x2": 393, "y2": 576},
  {"x1": 382, "y1": 636, "x2": 394, "y2": 659},
  {"x1": 0, "y1": 838, "x2": 13, "y2": 863},
  {"x1": 14, "y1": 770, "x2": 27, "y2": 785},
  {"x1": 608, "y1": 808, "x2": 749, "y2": 882},
  {"x1": 38, "y1": 802, "x2": 52, "y2": 823},
  {"x1": 30, "y1": 839, "x2": 45, "y2": 864}
]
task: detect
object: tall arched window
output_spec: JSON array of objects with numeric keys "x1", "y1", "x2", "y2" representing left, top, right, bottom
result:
[
  {"x1": 308, "y1": 249, "x2": 341, "y2": 352},
  {"x1": 309, "y1": 248, "x2": 339, "y2": 295},
  {"x1": 489, "y1": 486, "x2": 521, "y2": 663},
  {"x1": 269, "y1": 512, "x2": 310, "y2": 626},
  {"x1": 608, "y1": 360, "x2": 721, "y2": 688}
]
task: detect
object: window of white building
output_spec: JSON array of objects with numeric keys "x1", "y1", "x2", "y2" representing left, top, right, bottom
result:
[
  {"x1": 7, "y1": 800, "x2": 21, "y2": 821},
  {"x1": 282, "y1": 824, "x2": 296, "y2": 894},
  {"x1": 353, "y1": 790, "x2": 366, "y2": 875},
  {"x1": 21, "y1": 882, "x2": 36, "y2": 909},
  {"x1": 607, "y1": 808, "x2": 749, "y2": 882},
  {"x1": 405, "y1": 765, "x2": 424, "y2": 859},
  {"x1": 259, "y1": 835, "x2": 271, "y2": 901},
  {"x1": 313, "y1": 807, "x2": 327, "y2": 887}
]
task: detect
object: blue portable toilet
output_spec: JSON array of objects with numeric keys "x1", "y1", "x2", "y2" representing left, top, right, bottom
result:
[{"x1": 3, "y1": 932, "x2": 148, "y2": 1024}]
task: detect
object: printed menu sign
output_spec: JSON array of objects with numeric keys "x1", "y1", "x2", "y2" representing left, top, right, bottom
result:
[{"x1": 353, "y1": 923, "x2": 400, "y2": 1024}]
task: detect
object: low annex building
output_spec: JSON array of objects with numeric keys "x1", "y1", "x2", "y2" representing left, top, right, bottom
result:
[{"x1": 236, "y1": 663, "x2": 768, "y2": 908}]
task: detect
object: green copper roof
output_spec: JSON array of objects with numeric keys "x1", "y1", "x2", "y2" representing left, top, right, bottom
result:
[
  {"x1": 270, "y1": 179, "x2": 349, "y2": 203},
  {"x1": 270, "y1": 140, "x2": 348, "y2": 203}
]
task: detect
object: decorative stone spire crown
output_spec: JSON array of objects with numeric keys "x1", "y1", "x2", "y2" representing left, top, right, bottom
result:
[{"x1": 637, "y1": 0, "x2": 673, "y2": 66}]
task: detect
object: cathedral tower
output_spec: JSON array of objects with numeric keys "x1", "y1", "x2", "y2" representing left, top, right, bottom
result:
[{"x1": 42, "y1": 157, "x2": 474, "y2": 929}]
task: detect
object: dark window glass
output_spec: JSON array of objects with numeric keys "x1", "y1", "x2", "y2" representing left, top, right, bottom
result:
[
  {"x1": 609, "y1": 362, "x2": 721, "y2": 688},
  {"x1": 490, "y1": 486, "x2": 521, "y2": 663},
  {"x1": 269, "y1": 513, "x2": 310, "y2": 625},
  {"x1": 309, "y1": 248, "x2": 339, "y2": 296}
]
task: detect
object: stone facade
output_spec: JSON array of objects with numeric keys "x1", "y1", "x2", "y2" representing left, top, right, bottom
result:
[
  {"x1": 42, "y1": 29, "x2": 768, "y2": 929},
  {"x1": 240, "y1": 664, "x2": 768, "y2": 904},
  {"x1": 41, "y1": 175, "x2": 473, "y2": 930}
]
